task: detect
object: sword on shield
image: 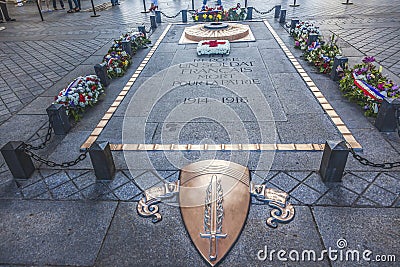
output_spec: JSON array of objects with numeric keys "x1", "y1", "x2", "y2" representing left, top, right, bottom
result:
[{"x1": 200, "y1": 175, "x2": 227, "y2": 261}]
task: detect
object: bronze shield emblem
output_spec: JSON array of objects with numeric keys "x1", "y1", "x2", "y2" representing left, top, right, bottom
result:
[{"x1": 179, "y1": 160, "x2": 250, "y2": 266}]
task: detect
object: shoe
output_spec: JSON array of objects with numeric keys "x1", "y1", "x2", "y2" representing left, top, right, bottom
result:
[
  {"x1": 0, "y1": 20, "x2": 3, "y2": 23},
  {"x1": 74, "y1": 7, "x2": 80, "y2": 12},
  {"x1": 116, "y1": 2, "x2": 120, "y2": 5},
  {"x1": 62, "y1": 7, "x2": 65, "y2": 9},
  {"x1": 54, "y1": 7, "x2": 58, "y2": 10},
  {"x1": 6, "y1": 18, "x2": 16, "y2": 21},
  {"x1": 67, "y1": 9, "x2": 74, "y2": 13}
]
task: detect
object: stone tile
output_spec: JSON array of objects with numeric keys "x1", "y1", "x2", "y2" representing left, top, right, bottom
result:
[
  {"x1": 313, "y1": 207, "x2": 400, "y2": 267},
  {"x1": 290, "y1": 184, "x2": 322, "y2": 205},
  {"x1": 43, "y1": 171, "x2": 70, "y2": 189},
  {"x1": 304, "y1": 173, "x2": 331, "y2": 194},
  {"x1": 50, "y1": 181, "x2": 79, "y2": 199},
  {"x1": 362, "y1": 185, "x2": 397, "y2": 207},
  {"x1": 351, "y1": 172, "x2": 380, "y2": 183},
  {"x1": 321, "y1": 186, "x2": 359, "y2": 206},
  {"x1": 287, "y1": 171, "x2": 313, "y2": 182},
  {"x1": 21, "y1": 180, "x2": 49, "y2": 199},
  {"x1": 354, "y1": 197, "x2": 380, "y2": 207},
  {"x1": 341, "y1": 173, "x2": 370, "y2": 194},
  {"x1": 373, "y1": 173, "x2": 400, "y2": 195},
  {"x1": 96, "y1": 203, "x2": 327, "y2": 266},
  {"x1": 72, "y1": 171, "x2": 96, "y2": 190},
  {"x1": 269, "y1": 172, "x2": 300, "y2": 192},
  {"x1": 0, "y1": 199, "x2": 117, "y2": 266},
  {"x1": 113, "y1": 181, "x2": 142, "y2": 201}
]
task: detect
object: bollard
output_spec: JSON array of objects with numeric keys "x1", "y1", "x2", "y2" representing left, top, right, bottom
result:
[
  {"x1": 90, "y1": 0, "x2": 100, "y2": 17},
  {"x1": 330, "y1": 56, "x2": 348, "y2": 81},
  {"x1": 46, "y1": 104, "x2": 71, "y2": 135},
  {"x1": 342, "y1": 0, "x2": 353, "y2": 4},
  {"x1": 181, "y1": 9, "x2": 188, "y2": 23},
  {"x1": 89, "y1": 142, "x2": 115, "y2": 180},
  {"x1": 36, "y1": 0, "x2": 44, "y2": 21},
  {"x1": 278, "y1": 9, "x2": 286, "y2": 24},
  {"x1": 290, "y1": 19, "x2": 299, "y2": 31},
  {"x1": 246, "y1": 7, "x2": 253, "y2": 20},
  {"x1": 375, "y1": 98, "x2": 400, "y2": 132},
  {"x1": 138, "y1": 26, "x2": 146, "y2": 38},
  {"x1": 141, "y1": 0, "x2": 150, "y2": 13},
  {"x1": 94, "y1": 62, "x2": 110, "y2": 87},
  {"x1": 122, "y1": 40, "x2": 132, "y2": 56},
  {"x1": 150, "y1": 15, "x2": 157, "y2": 29},
  {"x1": 189, "y1": 0, "x2": 194, "y2": 11},
  {"x1": 319, "y1": 141, "x2": 349, "y2": 183},
  {"x1": 155, "y1": 10, "x2": 161, "y2": 23},
  {"x1": 307, "y1": 33, "x2": 319, "y2": 46},
  {"x1": 274, "y1": 5, "x2": 281, "y2": 19},
  {"x1": 1, "y1": 141, "x2": 35, "y2": 179},
  {"x1": 289, "y1": 0, "x2": 300, "y2": 7}
]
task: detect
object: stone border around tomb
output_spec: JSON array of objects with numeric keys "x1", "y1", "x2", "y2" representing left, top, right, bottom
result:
[
  {"x1": 80, "y1": 22, "x2": 362, "y2": 152},
  {"x1": 262, "y1": 21, "x2": 362, "y2": 151}
]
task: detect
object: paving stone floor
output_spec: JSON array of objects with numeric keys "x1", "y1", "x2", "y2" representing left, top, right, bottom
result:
[{"x1": 0, "y1": 0, "x2": 399, "y2": 266}]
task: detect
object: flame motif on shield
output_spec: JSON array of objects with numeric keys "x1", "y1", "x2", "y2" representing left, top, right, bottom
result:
[{"x1": 179, "y1": 160, "x2": 250, "y2": 266}]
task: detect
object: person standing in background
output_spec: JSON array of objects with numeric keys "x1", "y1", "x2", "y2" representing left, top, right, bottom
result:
[
  {"x1": 66, "y1": 0, "x2": 79, "y2": 13},
  {"x1": 149, "y1": 0, "x2": 158, "y2": 11},
  {"x1": 0, "y1": 0, "x2": 16, "y2": 22},
  {"x1": 39, "y1": 0, "x2": 52, "y2": 12},
  {"x1": 53, "y1": 0, "x2": 65, "y2": 10}
]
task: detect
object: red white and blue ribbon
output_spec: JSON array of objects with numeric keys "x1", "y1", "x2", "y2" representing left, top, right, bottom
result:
[{"x1": 352, "y1": 73, "x2": 385, "y2": 101}]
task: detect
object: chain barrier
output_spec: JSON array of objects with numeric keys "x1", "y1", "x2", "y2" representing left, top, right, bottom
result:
[
  {"x1": 24, "y1": 119, "x2": 53, "y2": 150},
  {"x1": 253, "y1": 6, "x2": 275, "y2": 15},
  {"x1": 160, "y1": 10, "x2": 182, "y2": 19},
  {"x1": 23, "y1": 143, "x2": 89, "y2": 168},
  {"x1": 346, "y1": 142, "x2": 400, "y2": 169}
]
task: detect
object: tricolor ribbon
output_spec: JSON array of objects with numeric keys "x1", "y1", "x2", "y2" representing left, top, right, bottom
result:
[{"x1": 352, "y1": 73, "x2": 385, "y2": 101}]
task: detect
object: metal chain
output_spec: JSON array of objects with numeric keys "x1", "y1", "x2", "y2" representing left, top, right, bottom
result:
[
  {"x1": 346, "y1": 142, "x2": 400, "y2": 169},
  {"x1": 24, "y1": 114, "x2": 55, "y2": 150},
  {"x1": 253, "y1": 6, "x2": 275, "y2": 15},
  {"x1": 160, "y1": 10, "x2": 181, "y2": 19},
  {"x1": 23, "y1": 143, "x2": 88, "y2": 168}
]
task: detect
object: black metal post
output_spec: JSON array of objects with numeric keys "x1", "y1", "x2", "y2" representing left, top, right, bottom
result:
[
  {"x1": 289, "y1": 0, "x2": 300, "y2": 7},
  {"x1": 122, "y1": 40, "x2": 133, "y2": 56},
  {"x1": 155, "y1": 10, "x2": 161, "y2": 23},
  {"x1": 246, "y1": 7, "x2": 253, "y2": 20},
  {"x1": 274, "y1": 5, "x2": 281, "y2": 18},
  {"x1": 342, "y1": 0, "x2": 353, "y2": 5},
  {"x1": 182, "y1": 9, "x2": 188, "y2": 23},
  {"x1": 94, "y1": 63, "x2": 110, "y2": 87},
  {"x1": 375, "y1": 98, "x2": 400, "y2": 132},
  {"x1": 307, "y1": 33, "x2": 319, "y2": 45},
  {"x1": 138, "y1": 26, "x2": 146, "y2": 38},
  {"x1": 278, "y1": 9, "x2": 286, "y2": 24},
  {"x1": 90, "y1": 0, "x2": 100, "y2": 17},
  {"x1": 141, "y1": 0, "x2": 150, "y2": 13},
  {"x1": 189, "y1": 0, "x2": 195, "y2": 11},
  {"x1": 290, "y1": 19, "x2": 299, "y2": 31},
  {"x1": 1, "y1": 141, "x2": 35, "y2": 179},
  {"x1": 36, "y1": 0, "x2": 44, "y2": 21},
  {"x1": 89, "y1": 142, "x2": 115, "y2": 180},
  {"x1": 319, "y1": 141, "x2": 349, "y2": 183},
  {"x1": 330, "y1": 56, "x2": 348, "y2": 81},
  {"x1": 46, "y1": 104, "x2": 71, "y2": 135},
  {"x1": 150, "y1": 15, "x2": 157, "y2": 29},
  {"x1": 244, "y1": 0, "x2": 248, "y2": 8}
]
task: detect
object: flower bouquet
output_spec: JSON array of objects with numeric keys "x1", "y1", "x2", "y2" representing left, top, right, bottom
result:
[
  {"x1": 121, "y1": 31, "x2": 151, "y2": 53},
  {"x1": 102, "y1": 50, "x2": 131, "y2": 78},
  {"x1": 339, "y1": 56, "x2": 400, "y2": 116},
  {"x1": 54, "y1": 75, "x2": 104, "y2": 121},
  {"x1": 303, "y1": 35, "x2": 341, "y2": 74},
  {"x1": 197, "y1": 40, "x2": 230, "y2": 55},
  {"x1": 192, "y1": 3, "x2": 246, "y2": 22},
  {"x1": 291, "y1": 21, "x2": 321, "y2": 50}
]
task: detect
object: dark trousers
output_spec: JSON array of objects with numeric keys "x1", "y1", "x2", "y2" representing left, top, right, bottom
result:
[
  {"x1": 0, "y1": 2, "x2": 11, "y2": 21},
  {"x1": 53, "y1": 0, "x2": 65, "y2": 9}
]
